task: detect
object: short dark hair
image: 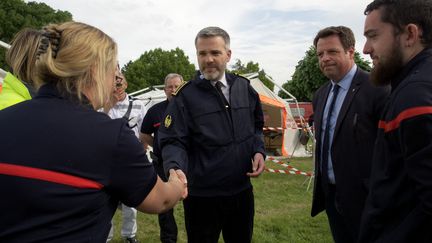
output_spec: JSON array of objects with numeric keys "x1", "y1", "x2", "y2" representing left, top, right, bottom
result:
[
  {"x1": 195, "y1": 26, "x2": 230, "y2": 50},
  {"x1": 365, "y1": 0, "x2": 432, "y2": 47},
  {"x1": 313, "y1": 26, "x2": 355, "y2": 51}
]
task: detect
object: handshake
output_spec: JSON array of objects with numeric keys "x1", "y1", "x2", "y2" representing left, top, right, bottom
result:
[
  {"x1": 137, "y1": 168, "x2": 188, "y2": 214},
  {"x1": 168, "y1": 169, "x2": 188, "y2": 200}
]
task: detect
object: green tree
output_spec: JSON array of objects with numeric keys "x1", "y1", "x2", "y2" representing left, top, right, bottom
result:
[
  {"x1": 122, "y1": 47, "x2": 196, "y2": 92},
  {"x1": 278, "y1": 46, "x2": 371, "y2": 101},
  {"x1": 230, "y1": 59, "x2": 275, "y2": 91},
  {"x1": 0, "y1": 0, "x2": 72, "y2": 69}
]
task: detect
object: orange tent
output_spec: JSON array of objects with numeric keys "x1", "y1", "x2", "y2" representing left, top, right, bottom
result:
[{"x1": 248, "y1": 75, "x2": 304, "y2": 157}]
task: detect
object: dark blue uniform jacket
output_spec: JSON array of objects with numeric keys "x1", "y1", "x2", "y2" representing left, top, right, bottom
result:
[
  {"x1": 159, "y1": 73, "x2": 265, "y2": 197},
  {"x1": 0, "y1": 84, "x2": 156, "y2": 243}
]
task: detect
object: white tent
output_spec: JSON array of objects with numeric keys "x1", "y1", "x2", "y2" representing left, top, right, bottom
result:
[
  {"x1": 131, "y1": 74, "x2": 311, "y2": 157},
  {"x1": 130, "y1": 85, "x2": 166, "y2": 110}
]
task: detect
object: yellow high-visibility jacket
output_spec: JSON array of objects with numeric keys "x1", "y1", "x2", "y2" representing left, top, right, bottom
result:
[{"x1": 0, "y1": 72, "x2": 32, "y2": 110}]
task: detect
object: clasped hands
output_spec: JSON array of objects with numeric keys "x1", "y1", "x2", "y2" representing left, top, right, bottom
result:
[{"x1": 168, "y1": 169, "x2": 188, "y2": 200}]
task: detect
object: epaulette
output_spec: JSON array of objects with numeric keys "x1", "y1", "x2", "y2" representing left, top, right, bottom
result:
[
  {"x1": 173, "y1": 81, "x2": 190, "y2": 96},
  {"x1": 233, "y1": 72, "x2": 251, "y2": 83}
]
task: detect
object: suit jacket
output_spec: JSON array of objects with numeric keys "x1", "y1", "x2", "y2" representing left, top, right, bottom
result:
[{"x1": 311, "y1": 68, "x2": 389, "y2": 238}]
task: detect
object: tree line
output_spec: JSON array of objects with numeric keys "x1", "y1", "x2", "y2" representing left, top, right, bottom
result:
[{"x1": 1, "y1": 0, "x2": 370, "y2": 101}]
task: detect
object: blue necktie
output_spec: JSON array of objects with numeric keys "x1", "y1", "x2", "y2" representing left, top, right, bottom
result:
[{"x1": 322, "y1": 84, "x2": 340, "y2": 185}]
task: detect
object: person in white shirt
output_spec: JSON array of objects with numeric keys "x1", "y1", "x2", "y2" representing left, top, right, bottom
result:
[{"x1": 106, "y1": 70, "x2": 147, "y2": 243}]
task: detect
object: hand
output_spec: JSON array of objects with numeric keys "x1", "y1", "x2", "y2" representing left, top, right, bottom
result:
[
  {"x1": 247, "y1": 153, "x2": 265, "y2": 177},
  {"x1": 169, "y1": 169, "x2": 188, "y2": 199},
  {"x1": 175, "y1": 169, "x2": 188, "y2": 185}
]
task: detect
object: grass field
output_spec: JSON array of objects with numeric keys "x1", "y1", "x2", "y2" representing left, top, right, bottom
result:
[{"x1": 110, "y1": 157, "x2": 333, "y2": 243}]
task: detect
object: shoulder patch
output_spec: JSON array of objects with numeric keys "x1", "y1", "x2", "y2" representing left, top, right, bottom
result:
[
  {"x1": 232, "y1": 72, "x2": 251, "y2": 83},
  {"x1": 164, "y1": 114, "x2": 172, "y2": 128},
  {"x1": 172, "y1": 81, "x2": 190, "y2": 96}
]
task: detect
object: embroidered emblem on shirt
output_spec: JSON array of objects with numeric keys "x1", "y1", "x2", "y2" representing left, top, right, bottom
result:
[{"x1": 164, "y1": 115, "x2": 172, "y2": 128}]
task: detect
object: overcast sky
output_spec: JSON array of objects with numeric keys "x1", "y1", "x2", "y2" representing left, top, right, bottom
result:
[{"x1": 33, "y1": 0, "x2": 370, "y2": 86}]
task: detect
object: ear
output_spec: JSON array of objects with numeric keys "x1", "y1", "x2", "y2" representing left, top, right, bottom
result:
[
  {"x1": 347, "y1": 46, "x2": 355, "y2": 58},
  {"x1": 404, "y1": 23, "x2": 421, "y2": 47},
  {"x1": 226, "y1": 49, "x2": 232, "y2": 62}
]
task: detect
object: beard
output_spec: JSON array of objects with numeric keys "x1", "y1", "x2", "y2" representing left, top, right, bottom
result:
[
  {"x1": 370, "y1": 41, "x2": 404, "y2": 86},
  {"x1": 202, "y1": 69, "x2": 222, "y2": 81},
  {"x1": 199, "y1": 63, "x2": 226, "y2": 81}
]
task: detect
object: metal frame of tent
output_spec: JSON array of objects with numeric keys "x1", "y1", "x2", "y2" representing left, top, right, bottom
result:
[
  {"x1": 0, "y1": 40, "x2": 11, "y2": 49},
  {"x1": 129, "y1": 85, "x2": 167, "y2": 109},
  {"x1": 268, "y1": 74, "x2": 314, "y2": 158},
  {"x1": 129, "y1": 84, "x2": 164, "y2": 97}
]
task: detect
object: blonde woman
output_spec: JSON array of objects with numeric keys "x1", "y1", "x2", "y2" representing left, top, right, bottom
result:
[{"x1": 0, "y1": 22, "x2": 187, "y2": 242}]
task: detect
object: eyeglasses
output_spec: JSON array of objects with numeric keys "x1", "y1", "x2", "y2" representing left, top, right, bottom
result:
[
  {"x1": 115, "y1": 62, "x2": 125, "y2": 88},
  {"x1": 115, "y1": 75, "x2": 123, "y2": 88}
]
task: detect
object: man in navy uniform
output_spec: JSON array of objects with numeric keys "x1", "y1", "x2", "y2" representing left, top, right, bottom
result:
[
  {"x1": 140, "y1": 73, "x2": 184, "y2": 243},
  {"x1": 158, "y1": 26, "x2": 266, "y2": 243}
]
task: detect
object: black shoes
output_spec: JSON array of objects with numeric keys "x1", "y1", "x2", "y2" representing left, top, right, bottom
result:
[{"x1": 124, "y1": 237, "x2": 139, "y2": 243}]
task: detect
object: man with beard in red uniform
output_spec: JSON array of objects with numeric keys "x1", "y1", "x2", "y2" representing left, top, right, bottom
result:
[{"x1": 359, "y1": 0, "x2": 432, "y2": 242}]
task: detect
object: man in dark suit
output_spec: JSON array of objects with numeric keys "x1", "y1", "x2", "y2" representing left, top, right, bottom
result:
[{"x1": 310, "y1": 26, "x2": 389, "y2": 243}]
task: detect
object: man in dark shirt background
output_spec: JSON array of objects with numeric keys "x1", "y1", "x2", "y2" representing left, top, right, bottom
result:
[{"x1": 140, "y1": 73, "x2": 184, "y2": 243}]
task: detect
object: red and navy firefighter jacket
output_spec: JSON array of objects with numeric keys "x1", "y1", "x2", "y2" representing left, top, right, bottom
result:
[{"x1": 359, "y1": 48, "x2": 432, "y2": 243}]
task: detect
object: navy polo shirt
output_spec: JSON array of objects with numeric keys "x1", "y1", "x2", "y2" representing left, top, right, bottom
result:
[
  {"x1": 141, "y1": 99, "x2": 169, "y2": 159},
  {"x1": 0, "y1": 84, "x2": 157, "y2": 242}
]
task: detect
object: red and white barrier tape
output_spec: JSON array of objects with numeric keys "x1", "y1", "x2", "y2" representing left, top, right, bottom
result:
[
  {"x1": 263, "y1": 126, "x2": 307, "y2": 131},
  {"x1": 265, "y1": 156, "x2": 313, "y2": 177},
  {"x1": 265, "y1": 168, "x2": 313, "y2": 176},
  {"x1": 263, "y1": 127, "x2": 284, "y2": 132}
]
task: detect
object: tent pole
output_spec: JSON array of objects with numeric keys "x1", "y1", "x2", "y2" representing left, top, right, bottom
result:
[
  {"x1": 0, "y1": 40, "x2": 11, "y2": 50},
  {"x1": 263, "y1": 73, "x2": 315, "y2": 171},
  {"x1": 129, "y1": 84, "x2": 165, "y2": 97}
]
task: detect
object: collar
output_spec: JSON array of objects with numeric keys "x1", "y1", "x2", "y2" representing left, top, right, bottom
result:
[
  {"x1": 198, "y1": 71, "x2": 228, "y2": 87},
  {"x1": 36, "y1": 83, "x2": 93, "y2": 109},
  {"x1": 195, "y1": 71, "x2": 235, "y2": 91},
  {"x1": 391, "y1": 48, "x2": 432, "y2": 90},
  {"x1": 331, "y1": 64, "x2": 357, "y2": 91},
  {"x1": 210, "y1": 72, "x2": 228, "y2": 87}
]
